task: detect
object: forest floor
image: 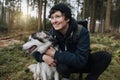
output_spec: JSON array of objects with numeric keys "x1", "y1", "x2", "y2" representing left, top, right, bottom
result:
[
  {"x1": 0, "y1": 32, "x2": 120, "y2": 80},
  {"x1": 0, "y1": 31, "x2": 33, "y2": 48}
]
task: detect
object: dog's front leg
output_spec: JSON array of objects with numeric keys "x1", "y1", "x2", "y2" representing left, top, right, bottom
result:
[
  {"x1": 54, "y1": 71, "x2": 59, "y2": 80},
  {"x1": 41, "y1": 70, "x2": 47, "y2": 80},
  {"x1": 33, "y1": 73, "x2": 37, "y2": 80}
]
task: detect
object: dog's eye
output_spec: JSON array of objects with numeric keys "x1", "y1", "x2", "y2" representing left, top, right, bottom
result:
[{"x1": 38, "y1": 38, "x2": 45, "y2": 43}]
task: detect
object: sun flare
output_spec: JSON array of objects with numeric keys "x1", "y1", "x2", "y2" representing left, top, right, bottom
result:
[
  {"x1": 21, "y1": 2, "x2": 27, "y2": 15},
  {"x1": 21, "y1": 1, "x2": 37, "y2": 17}
]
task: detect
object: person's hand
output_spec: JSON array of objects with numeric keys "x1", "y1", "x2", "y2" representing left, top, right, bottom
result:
[
  {"x1": 42, "y1": 54, "x2": 56, "y2": 66},
  {"x1": 45, "y1": 47, "x2": 56, "y2": 58}
]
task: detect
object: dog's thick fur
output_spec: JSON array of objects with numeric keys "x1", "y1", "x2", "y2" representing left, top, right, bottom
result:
[
  {"x1": 25, "y1": 63, "x2": 59, "y2": 80},
  {"x1": 22, "y1": 31, "x2": 59, "y2": 80}
]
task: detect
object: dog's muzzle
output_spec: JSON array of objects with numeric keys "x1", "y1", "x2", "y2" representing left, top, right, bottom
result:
[{"x1": 22, "y1": 45, "x2": 37, "y2": 56}]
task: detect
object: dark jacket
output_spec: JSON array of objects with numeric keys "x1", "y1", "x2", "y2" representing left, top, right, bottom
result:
[{"x1": 49, "y1": 18, "x2": 90, "y2": 69}]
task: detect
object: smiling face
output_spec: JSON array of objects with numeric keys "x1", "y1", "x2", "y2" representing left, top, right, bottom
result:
[{"x1": 50, "y1": 11, "x2": 70, "y2": 34}]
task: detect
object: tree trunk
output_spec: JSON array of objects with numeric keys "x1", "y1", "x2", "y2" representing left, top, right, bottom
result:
[
  {"x1": 43, "y1": 0, "x2": 47, "y2": 30},
  {"x1": 82, "y1": 0, "x2": 86, "y2": 19},
  {"x1": 38, "y1": 0, "x2": 43, "y2": 31},
  {"x1": 99, "y1": 1, "x2": 104, "y2": 33},
  {"x1": 90, "y1": 0, "x2": 96, "y2": 33},
  {"x1": 105, "y1": 0, "x2": 111, "y2": 32}
]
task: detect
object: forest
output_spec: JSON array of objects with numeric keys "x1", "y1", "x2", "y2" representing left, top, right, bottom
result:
[
  {"x1": 0, "y1": 0, "x2": 120, "y2": 33},
  {"x1": 0, "y1": 0, "x2": 120, "y2": 80}
]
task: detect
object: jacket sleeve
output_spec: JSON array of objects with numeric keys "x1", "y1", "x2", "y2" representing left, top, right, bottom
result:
[
  {"x1": 32, "y1": 51, "x2": 44, "y2": 62},
  {"x1": 54, "y1": 27, "x2": 90, "y2": 69}
]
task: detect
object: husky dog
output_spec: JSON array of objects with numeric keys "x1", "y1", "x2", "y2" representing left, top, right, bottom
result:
[{"x1": 22, "y1": 31, "x2": 59, "y2": 80}]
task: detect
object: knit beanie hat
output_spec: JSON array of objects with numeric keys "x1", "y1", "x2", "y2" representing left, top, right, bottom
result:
[{"x1": 49, "y1": 3, "x2": 72, "y2": 19}]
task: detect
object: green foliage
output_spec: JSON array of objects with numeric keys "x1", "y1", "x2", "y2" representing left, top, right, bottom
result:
[
  {"x1": 45, "y1": 18, "x2": 51, "y2": 31},
  {"x1": 0, "y1": 34, "x2": 120, "y2": 80},
  {"x1": 90, "y1": 33, "x2": 120, "y2": 80},
  {"x1": 0, "y1": 44, "x2": 36, "y2": 80}
]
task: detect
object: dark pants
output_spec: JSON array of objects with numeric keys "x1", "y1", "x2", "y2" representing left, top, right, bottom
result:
[{"x1": 56, "y1": 51, "x2": 112, "y2": 80}]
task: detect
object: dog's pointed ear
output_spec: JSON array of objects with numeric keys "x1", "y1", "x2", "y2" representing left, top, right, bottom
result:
[{"x1": 29, "y1": 35, "x2": 33, "y2": 40}]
